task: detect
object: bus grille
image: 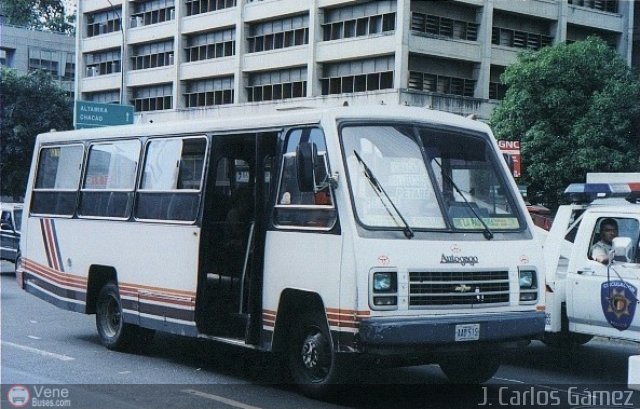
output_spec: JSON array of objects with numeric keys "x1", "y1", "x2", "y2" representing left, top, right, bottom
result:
[{"x1": 409, "y1": 271, "x2": 510, "y2": 307}]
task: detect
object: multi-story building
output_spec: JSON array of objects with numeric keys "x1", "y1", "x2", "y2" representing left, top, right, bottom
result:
[
  {"x1": 0, "y1": 22, "x2": 76, "y2": 97},
  {"x1": 75, "y1": 0, "x2": 633, "y2": 122}
]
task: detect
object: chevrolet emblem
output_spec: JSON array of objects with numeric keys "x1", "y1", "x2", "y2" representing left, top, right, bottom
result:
[{"x1": 454, "y1": 284, "x2": 471, "y2": 293}]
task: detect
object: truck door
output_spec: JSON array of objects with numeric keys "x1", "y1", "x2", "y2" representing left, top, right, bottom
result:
[{"x1": 567, "y1": 215, "x2": 640, "y2": 338}]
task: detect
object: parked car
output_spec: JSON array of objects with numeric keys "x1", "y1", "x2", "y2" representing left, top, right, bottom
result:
[{"x1": 1, "y1": 202, "x2": 23, "y2": 263}]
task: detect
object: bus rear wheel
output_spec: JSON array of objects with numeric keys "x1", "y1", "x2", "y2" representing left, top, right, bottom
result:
[
  {"x1": 96, "y1": 282, "x2": 154, "y2": 351},
  {"x1": 287, "y1": 312, "x2": 346, "y2": 399},
  {"x1": 439, "y1": 354, "x2": 501, "y2": 384}
]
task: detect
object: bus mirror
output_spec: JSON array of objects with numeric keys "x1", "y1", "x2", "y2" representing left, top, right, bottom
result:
[
  {"x1": 1, "y1": 222, "x2": 13, "y2": 231},
  {"x1": 612, "y1": 236, "x2": 633, "y2": 262},
  {"x1": 296, "y1": 142, "x2": 317, "y2": 192}
]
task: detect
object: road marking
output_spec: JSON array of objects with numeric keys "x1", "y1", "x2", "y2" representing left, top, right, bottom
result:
[
  {"x1": 182, "y1": 389, "x2": 263, "y2": 409},
  {"x1": 494, "y1": 377, "x2": 598, "y2": 397},
  {"x1": 2, "y1": 341, "x2": 75, "y2": 361},
  {"x1": 27, "y1": 335, "x2": 41, "y2": 340},
  {"x1": 494, "y1": 377, "x2": 525, "y2": 384}
]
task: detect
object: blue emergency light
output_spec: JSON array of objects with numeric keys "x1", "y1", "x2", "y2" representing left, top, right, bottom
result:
[{"x1": 564, "y1": 183, "x2": 640, "y2": 203}]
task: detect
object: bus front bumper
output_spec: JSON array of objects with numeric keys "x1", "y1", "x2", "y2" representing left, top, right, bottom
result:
[{"x1": 357, "y1": 311, "x2": 545, "y2": 351}]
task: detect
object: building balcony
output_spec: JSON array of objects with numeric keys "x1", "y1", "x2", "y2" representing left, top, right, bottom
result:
[
  {"x1": 493, "y1": 0, "x2": 559, "y2": 21},
  {"x1": 83, "y1": 0, "x2": 123, "y2": 14},
  {"x1": 126, "y1": 65, "x2": 175, "y2": 87},
  {"x1": 567, "y1": 5, "x2": 624, "y2": 32},
  {"x1": 409, "y1": 33, "x2": 481, "y2": 62},
  {"x1": 128, "y1": 20, "x2": 176, "y2": 45},
  {"x1": 181, "y1": 8, "x2": 237, "y2": 35},
  {"x1": 81, "y1": 73, "x2": 121, "y2": 93},
  {"x1": 243, "y1": 46, "x2": 307, "y2": 72},
  {"x1": 316, "y1": 33, "x2": 396, "y2": 62},
  {"x1": 83, "y1": 32, "x2": 122, "y2": 53},
  {"x1": 180, "y1": 57, "x2": 235, "y2": 80},
  {"x1": 244, "y1": 0, "x2": 309, "y2": 22}
]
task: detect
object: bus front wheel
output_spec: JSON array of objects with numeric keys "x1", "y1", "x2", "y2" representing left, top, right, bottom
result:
[
  {"x1": 96, "y1": 282, "x2": 154, "y2": 351},
  {"x1": 287, "y1": 311, "x2": 346, "y2": 399}
]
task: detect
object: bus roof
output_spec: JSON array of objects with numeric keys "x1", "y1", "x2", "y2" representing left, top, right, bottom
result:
[{"x1": 37, "y1": 105, "x2": 492, "y2": 143}]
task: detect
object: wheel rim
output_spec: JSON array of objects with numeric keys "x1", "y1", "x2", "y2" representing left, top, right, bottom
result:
[
  {"x1": 299, "y1": 327, "x2": 331, "y2": 382},
  {"x1": 101, "y1": 294, "x2": 122, "y2": 338}
]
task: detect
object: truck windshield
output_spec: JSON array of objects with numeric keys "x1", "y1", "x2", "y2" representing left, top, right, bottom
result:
[{"x1": 341, "y1": 124, "x2": 522, "y2": 232}]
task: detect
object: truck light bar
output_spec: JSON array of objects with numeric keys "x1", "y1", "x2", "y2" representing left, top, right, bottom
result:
[{"x1": 564, "y1": 183, "x2": 640, "y2": 203}]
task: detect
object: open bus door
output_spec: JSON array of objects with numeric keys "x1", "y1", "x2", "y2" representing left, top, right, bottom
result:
[{"x1": 196, "y1": 132, "x2": 277, "y2": 341}]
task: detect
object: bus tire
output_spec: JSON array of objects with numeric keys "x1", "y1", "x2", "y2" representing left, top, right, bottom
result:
[
  {"x1": 95, "y1": 282, "x2": 143, "y2": 351},
  {"x1": 439, "y1": 354, "x2": 501, "y2": 384},
  {"x1": 287, "y1": 311, "x2": 346, "y2": 399}
]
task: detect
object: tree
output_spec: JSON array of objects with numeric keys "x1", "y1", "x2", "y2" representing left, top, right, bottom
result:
[
  {"x1": 1, "y1": 68, "x2": 73, "y2": 199},
  {"x1": 491, "y1": 37, "x2": 640, "y2": 209},
  {"x1": 2, "y1": 0, "x2": 75, "y2": 34}
]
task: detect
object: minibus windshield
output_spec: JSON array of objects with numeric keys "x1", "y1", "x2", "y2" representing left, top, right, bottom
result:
[{"x1": 341, "y1": 123, "x2": 522, "y2": 232}]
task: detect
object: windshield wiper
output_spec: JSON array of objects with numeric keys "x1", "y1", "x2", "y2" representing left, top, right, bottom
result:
[
  {"x1": 353, "y1": 150, "x2": 414, "y2": 239},
  {"x1": 433, "y1": 159, "x2": 493, "y2": 241}
]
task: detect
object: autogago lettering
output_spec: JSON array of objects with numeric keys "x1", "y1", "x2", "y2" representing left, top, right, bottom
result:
[
  {"x1": 440, "y1": 254, "x2": 479, "y2": 266},
  {"x1": 478, "y1": 386, "x2": 635, "y2": 407}
]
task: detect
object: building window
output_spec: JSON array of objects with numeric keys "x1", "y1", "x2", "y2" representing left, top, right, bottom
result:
[
  {"x1": 132, "y1": 83, "x2": 173, "y2": 111},
  {"x1": 568, "y1": 0, "x2": 618, "y2": 13},
  {"x1": 492, "y1": 27, "x2": 553, "y2": 50},
  {"x1": 489, "y1": 82, "x2": 507, "y2": 100},
  {"x1": 1, "y1": 48, "x2": 15, "y2": 67},
  {"x1": 185, "y1": 28, "x2": 235, "y2": 62},
  {"x1": 322, "y1": 1, "x2": 396, "y2": 41},
  {"x1": 84, "y1": 90, "x2": 121, "y2": 104},
  {"x1": 411, "y1": 12, "x2": 478, "y2": 41},
  {"x1": 130, "y1": 0, "x2": 175, "y2": 27},
  {"x1": 28, "y1": 49, "x2": 74, "y2": 80},
  {"x1": 408, "y1": 71, "x2": 475, "y2": 98},
  {"x1": 131, "y1": 40, "x2": 174, "y2": 70},
  {"x1": 247, "y1": 67, "x2": 307, "y2": 102},
  {"x1": 247, "y1": 15, "x2": 309, "y2": 53},
  {"x1": 183, "y1": 76, "x2": 234, "y2": 107},
  {"x1": 85, "y1": 48, "x2": 121, "y2": 77},
  {"x1": 321, "y1": 56, "x2": 394, "y2": 95},
  {"x1": 86, "y1": 8, "x2": 121, "y2": 37},
  {"x1": 185, "y1": 0, "x2": 236, "y2": 16}
]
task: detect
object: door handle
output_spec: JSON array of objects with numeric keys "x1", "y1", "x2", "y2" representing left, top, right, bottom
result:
[{"x1": 577, "y1": 268, "x2": 593, "y2": 275}]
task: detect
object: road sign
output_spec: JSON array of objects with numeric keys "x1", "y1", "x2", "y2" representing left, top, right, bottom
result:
[{"x1": 75, "y1": 100, "x2": 134, "y2": 129}]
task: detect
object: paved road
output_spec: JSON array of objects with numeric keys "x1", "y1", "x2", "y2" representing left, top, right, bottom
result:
[{"x1": 2, "y1": 267, "x2": 639, "y2": 408}]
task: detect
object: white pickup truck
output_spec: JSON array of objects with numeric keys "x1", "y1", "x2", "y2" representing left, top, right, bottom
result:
[{"x1": 543, "y1": 174, "x2": 640, "y2": 348}]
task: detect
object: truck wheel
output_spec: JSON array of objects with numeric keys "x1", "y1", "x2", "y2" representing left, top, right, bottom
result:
[
  {"x1": 287, "y1": 311, "x2": 346, "y2": 399},
  {"x1": 439, "y1": 354, "x2": 501, "y2": 384},
  {"x1": 96, "y1": 282, "x2": 154, "y2": 351}
]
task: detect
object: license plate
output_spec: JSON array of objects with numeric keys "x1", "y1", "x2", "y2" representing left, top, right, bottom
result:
[{"x1": 455, "y1": 323, "x2": 480, "y2": 341}]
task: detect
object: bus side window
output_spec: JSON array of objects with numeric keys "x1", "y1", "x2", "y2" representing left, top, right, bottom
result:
[
  {"x1": 136, "y1": 136, "x2": 207, "y2": 222},
  {"x1": 274, "y1": 128, "x2": 336, "y2": 229},
  {"x1": 31, "y1": 145, "x2": 84, "y2": 217}
]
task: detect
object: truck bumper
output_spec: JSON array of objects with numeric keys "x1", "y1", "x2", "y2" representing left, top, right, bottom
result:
[{"x1": 358, "y1": 311, "x2": 545, "y2": 350}]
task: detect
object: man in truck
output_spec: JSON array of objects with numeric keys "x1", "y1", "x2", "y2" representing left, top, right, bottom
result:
[{"x1": 590, "y1": 218, "x2": 618, "y2": 264}]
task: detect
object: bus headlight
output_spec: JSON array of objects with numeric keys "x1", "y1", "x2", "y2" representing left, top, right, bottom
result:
[
  {"x1": 518, "y1": 269, "x2": 538, "y2": 303},
  {"x1": 370, "y1": 270, "x2": 398, "y2": 310},
  {"x1": 373, "y1": 272, "x2": 396, "y2": 293}
]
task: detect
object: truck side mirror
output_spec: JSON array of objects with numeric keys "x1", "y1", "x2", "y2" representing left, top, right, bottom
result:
[
  {"x1": 296, "y1": 142, "x2": 317, "y2": 192},
  {"x1": 612, "y1": 236, "x2": 633, "y2": 263}
]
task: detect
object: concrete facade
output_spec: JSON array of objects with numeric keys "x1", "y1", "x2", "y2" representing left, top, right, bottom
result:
[
  {"x1": 74, "y1": 0, "x2": 634, "y2": 122},
  {"x1": 0, "y1": 23, "x2": 76, "y2": 96}
]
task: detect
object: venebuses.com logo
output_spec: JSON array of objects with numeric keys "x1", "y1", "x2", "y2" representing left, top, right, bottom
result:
[
  {"x1": 7, "y1": 385, "x2": 30, "y2": 408},
  {"x1": 6, "y1": 385, "x2": 72, "y2": 408}
]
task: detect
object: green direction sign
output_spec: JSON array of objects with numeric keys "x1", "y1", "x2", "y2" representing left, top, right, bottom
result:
[{"x1": 75, "y1": 100, "x2": 134, "y2": 128}]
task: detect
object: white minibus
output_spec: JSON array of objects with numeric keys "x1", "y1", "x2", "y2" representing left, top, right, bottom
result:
[{"x1": 18, "y1": 106, "x2": 544, "y2": 397}]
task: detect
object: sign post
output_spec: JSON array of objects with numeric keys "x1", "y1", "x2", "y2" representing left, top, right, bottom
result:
[
  {"x1": 497, "y1": 140, "x2": 521, "y2": 178},
  {"x1": 74, "y1": 101, "x2": 134, "y2": 129}
]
